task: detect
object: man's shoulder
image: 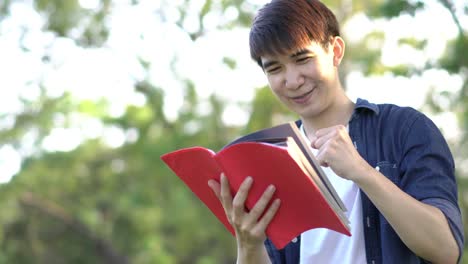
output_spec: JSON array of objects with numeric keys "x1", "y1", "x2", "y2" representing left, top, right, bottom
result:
[
  {"x1": 356, "y1": 98, "x2": 423, "y2": 122},
  {"x1": 353, "y1": 99, "x2": 433, "y2": 140}
]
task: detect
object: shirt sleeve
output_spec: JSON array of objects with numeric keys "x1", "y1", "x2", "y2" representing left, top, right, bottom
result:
[
  {"x1": 264, "y1": 237, "x2": 300, "y2": 264},
  {"x1": 398, "y1": 112, "x2": 464, "y2": 261}
]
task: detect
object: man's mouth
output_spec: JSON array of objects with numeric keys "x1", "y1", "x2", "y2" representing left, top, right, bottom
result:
[{"x1": 290, "y1": 88, "x2": 315, "y2": 104}]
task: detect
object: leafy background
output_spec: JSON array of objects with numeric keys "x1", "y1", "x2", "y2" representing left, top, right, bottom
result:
[{"x1": 0, "y1": 0, "x2": 467, "y2": 263}]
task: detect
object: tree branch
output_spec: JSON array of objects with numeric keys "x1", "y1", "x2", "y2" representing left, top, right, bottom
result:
[
  {"x1": 19, "y1": 192, "x2": 129, "y2": 264},
  {"x1": 438, "y1": 0, "x2": 465, "y2": 35}
]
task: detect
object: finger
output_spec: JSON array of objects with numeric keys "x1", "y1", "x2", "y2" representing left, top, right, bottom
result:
[
  {"x1": 253, "y1": 198, "x2": 281, "y2": 234},
  {"x1": 219, "y1": 173, "x2": 234, "y2": 214},
  {"x1": 320, "y1": 160, "x2": 330, "y2": 167},
  {"x1": 312, "y1": 131, "x2": 335, "y2": 149},
  {"x1": 232, "y1": 176, "x2": 253, "y2": 217},
  {"x1": 315, "y1": 152, "x2": 330, "y2": 167},
  {"x1": 315, "y1": 141, "x2": 332, "y2": 167},
  {"x1": 246, "y1": 185, "x2": 276, "y2": 224},
  {"x1": 208, "y1": 179, "x2": 221, "y2": 199},
  {"x1": 309, "y1": 135, "x2": 318, "y2": 149},
  {"x1": 315, "y1": 125, "x2": 346, "y2": 137}
]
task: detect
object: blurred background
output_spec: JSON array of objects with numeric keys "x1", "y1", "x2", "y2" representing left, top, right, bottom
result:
[{"x1": 0, "y1": 0, "x2": 467, "y2": 263}]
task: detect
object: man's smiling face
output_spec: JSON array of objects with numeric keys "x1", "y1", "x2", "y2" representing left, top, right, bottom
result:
[{"x1": 260, "y1": 37, "x2": 343, "y2": 119}]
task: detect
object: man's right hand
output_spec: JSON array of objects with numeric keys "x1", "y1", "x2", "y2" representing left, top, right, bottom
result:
[{"x1": 208, "y1": 173, "x2": 280, "y2": 263}]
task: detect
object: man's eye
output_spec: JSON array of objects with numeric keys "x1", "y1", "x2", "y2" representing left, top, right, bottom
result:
[
  {"x1": 297, "y1": 57, "x2": 311, "y2": 63},
  {"x1": 267, "y1": 67, "x2": 280, "y2": 73}
]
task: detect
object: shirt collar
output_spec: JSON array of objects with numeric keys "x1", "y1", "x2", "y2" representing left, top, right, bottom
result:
[
  {"x1": 355, "y1": 98, "x2": 379, "y2": 115},
  {"x1": 294, "y1": 98, "x2": 379, "y2": 128}
]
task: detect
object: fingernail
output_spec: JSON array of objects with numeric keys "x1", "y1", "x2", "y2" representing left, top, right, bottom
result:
[
  {"x1": 268, "y1": 185, "x2": 276, "y2": 192},
  {"x1": 246, "y1": 176, "x2": 253, "y2": 183},
  {"x1": 275, "y1": 199, "x2": 281, "y2": 206}
]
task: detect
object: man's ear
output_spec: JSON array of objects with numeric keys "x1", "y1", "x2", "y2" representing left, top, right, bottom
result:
[{"x1": 332, "y1": 36, "x2": 345, "y2": 67}]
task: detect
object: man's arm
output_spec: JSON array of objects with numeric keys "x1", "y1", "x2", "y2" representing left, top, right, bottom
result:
[
  {"x1": 208, "y1": 174, "x2": 278, "y2": 264},
  {"x1": 354, "y1": 165, "x2": 459, "y2": 264},
  {"x1": 312, "y1": 125, "x2": 459, "y2": 264}
]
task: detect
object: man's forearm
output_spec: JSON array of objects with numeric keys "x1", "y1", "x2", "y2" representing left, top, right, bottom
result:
[{"x1": 355, "y1": 165, "x2": 459, "y2": 263}]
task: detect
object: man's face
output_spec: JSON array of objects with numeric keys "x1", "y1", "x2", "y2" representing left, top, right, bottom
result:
[{"x1": 260, "y1": 39, "x2": 342, "y2": 119}]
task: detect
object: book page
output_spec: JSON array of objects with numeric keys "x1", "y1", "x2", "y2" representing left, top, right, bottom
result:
[{"x1": 285, "y1": 138, "x2": 349, "y2": 227}]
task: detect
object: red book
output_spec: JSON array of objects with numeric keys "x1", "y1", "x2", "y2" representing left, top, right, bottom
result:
[{"x1": 161, "y1": 122, "x2": 350, "y2": 249}]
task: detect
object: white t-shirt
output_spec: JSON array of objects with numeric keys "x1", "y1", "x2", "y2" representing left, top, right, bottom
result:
[{"x1": 299, "y1": 125, "x2": 366, "y2": 264}]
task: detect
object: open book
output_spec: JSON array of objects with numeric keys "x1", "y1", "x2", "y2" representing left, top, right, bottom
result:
[{"x1": 160, "y1": 121, "x2": 350, "y2": 249}]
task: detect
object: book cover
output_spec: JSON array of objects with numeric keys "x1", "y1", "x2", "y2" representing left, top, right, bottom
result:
[{"x1": 161, "y1": 122, "x2": 351, "y2": 249}]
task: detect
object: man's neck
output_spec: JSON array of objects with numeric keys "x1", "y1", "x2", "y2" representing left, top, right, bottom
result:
[{"x1": 301, "y1": 95, "x2": 355, "y2": 138}]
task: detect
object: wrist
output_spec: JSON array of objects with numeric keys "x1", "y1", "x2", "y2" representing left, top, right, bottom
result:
[
  {"x1": 237, "y1": 240, "x2": 269, "y2": 264},
  {"x1": 348, "y1": 161, "x2": 376, "y2": 186},
  {"x1": 237, "y1": 239, "x2": 265, "y2": 253}
]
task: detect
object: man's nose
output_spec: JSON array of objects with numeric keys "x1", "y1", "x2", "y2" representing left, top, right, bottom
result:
[{"x1": 284, "y1": 66, "x2": 304, "y2": 90}]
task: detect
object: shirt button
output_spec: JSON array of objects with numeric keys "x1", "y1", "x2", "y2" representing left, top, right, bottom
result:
[
  {"x1": 375, "y1": 166, "x2": 380, "y2": 172},
  {"x1": 292, "y1": 237, "x2": 298, "y2": 243}
]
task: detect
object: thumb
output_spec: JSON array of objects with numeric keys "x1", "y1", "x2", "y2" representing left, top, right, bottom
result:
[{"x1": 309, "y1": 136, "x2": 318, "y2": 149}]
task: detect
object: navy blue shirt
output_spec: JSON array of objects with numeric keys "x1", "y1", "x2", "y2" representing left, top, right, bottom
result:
[{"x1": 264, "y1": 99, "x2": 464, "y2": 264}]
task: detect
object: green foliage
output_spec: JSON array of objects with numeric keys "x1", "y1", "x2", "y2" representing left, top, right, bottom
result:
[
  {"x1": 32, "y1": 0, "x2": 110, "y2": 46},
  {"x1": 398, "y1": 37, "x2": 428, "y2": 50},
  {"x1": 440, "y1": 35, "x2": 468, "y2": 73},
  {"x1": 0, "y1": 82, "x2": 237, "y2": 263},
  {"x1": 0, "y1": 0, "x2": 12, "y2": 19},
  {"x1": 246, "y1": 86, "x2": 297, "y2": 133},
  {"x1": 369, "y1": 0, "x2": 425, "y2": 18},
  {"x1": 223, "y1": 57, "x2": 237, "y2": 69},
  {"x1": 78, "y1": 0, "x2": 111, "y2": 47},
  {"x1": 34, "y1": 0, "x2": 83, "y2": 36},
  {"x1": 78, "y1": 99, "x2": 110, "y2": 118},
  {"x1": 0, "y1": 91, "x2": 74, "y2": 147}
]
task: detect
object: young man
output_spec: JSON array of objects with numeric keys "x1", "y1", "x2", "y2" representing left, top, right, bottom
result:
[{"x1": 208, "y1": 0, "x2": 464, "y2": 263}]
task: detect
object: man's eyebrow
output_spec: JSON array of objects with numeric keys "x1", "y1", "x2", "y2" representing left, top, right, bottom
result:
[
  {"x1": 290, "y1": 49, "x2": 312, "y2": 58},
  {"x1": 262, "y1": 60, "x2": 278, "y2": 69}
]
